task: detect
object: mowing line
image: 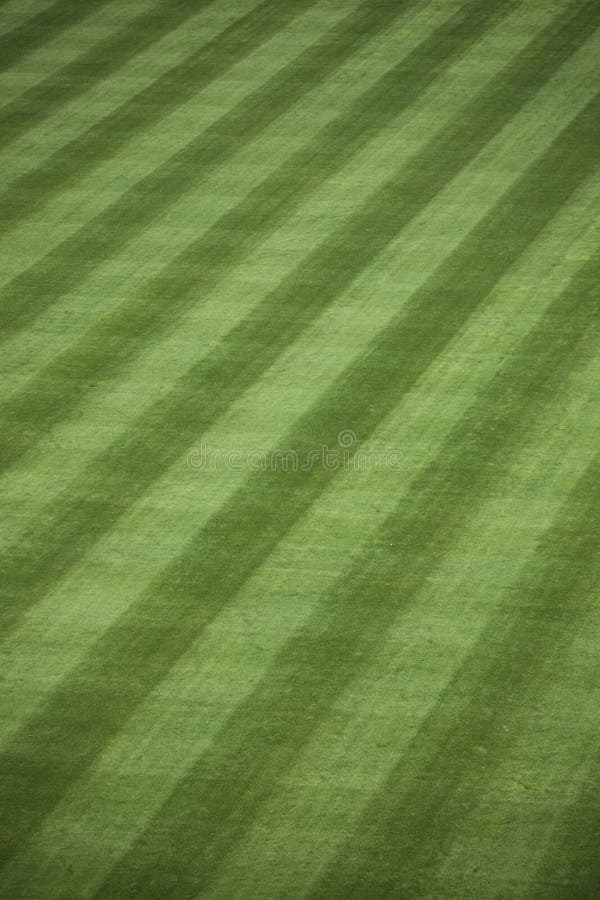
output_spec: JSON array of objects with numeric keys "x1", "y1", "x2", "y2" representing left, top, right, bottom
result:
[
  {"x1": 0, "y1": 0, "x2": 520, "y2": 520},
  {"x1": 1, "y1": 148, "x2": 598, "y2": 760},
  {"x1": 0, "y1": 0, "x2": 416, "y2": 333},
  {"x1": 90, "y1": 224, "x2": 600, "y2": 897},
  {"x1": 202, "y1": 352, "x2": 600, "y2": 900},
  {"x1": 0, "y1": 0, "x2": 275, "y2": 185},
  {"x1": 0, "y1": 0, "x2": 457, "y2": 403},
  {"x1": 0, "y1": 0, "x2": 320, "y2": 218},
  {"x1": 4, "y1": 205, "x2": 599, "y2": 899},
  {"x1": 0, "y1": 0, "x2": 219, "y2": 130},
  {"x1": 2, "y1": 76, "x2": 598, "y2": 791},
  {"x1": 0, "y1": 0, "x2": 445, "y2": 301},
  {"x1": 2, "y1": 1, "x2": 597, "y2": 889},
  {"x1": 0, "y1": 0, "x2": 65, "y2": 40},
  {"x1": 0, "y1": 0, "x2": 172, "y2": 111},
  {"x1": 309, "y1": 441, "x2": 600, "y2": 898},
  {"x1": 0, "y1": 0, "x2": 519, "y2": 447},
  {"x1": 0, "y1": 7, "x2": 596, "y2": 592},
  {"x1": 0, "y1": 0, "x2": 435, "y2": 286},
  {"x1": 430, "y1": 633, "x2": 600, "y2": 898},
  {"x1": 0, "y1": 0, "x2": 342, "y2": 277},
  {"x1": 0, "y1": 0, "x2": 588, "y2": 484},
  {"x1": 529, "y1": 748, "x2": 600, "y2": 899},
  {"x1": 0, "y1": 0, "x2": 114, "y2": 73},
  {"x1": 0, "y1": 81, "x2": 598, "y2": 871},
  {"x1": 1, "y1": 5, "x2": 597, "y2": 637}
]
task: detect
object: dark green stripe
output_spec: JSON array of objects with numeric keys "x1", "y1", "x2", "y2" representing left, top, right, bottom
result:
[
  {"x1": 1, "y1": 6, "x2": 596, "y2": 632},
  {"x1": 94, "y1": 240, "x2": 600, "y2": 898},
  {"x1": 0, "y1": 0, "x2": 303, "y2": 215},
  {"x1": 0, "y1": 86, "x2": 597, "y2": 873},
  {"x1": 0, "y1": 0, "x2": 511, "y2": 469},
  {"x1": 310, "y1": 447, "x2": 600, "y2": 899},
  {"x1": 0, "y1": 0, "x2": 407, "y2": 339},
  {"x1": 529, "y1": 752, "x2": 600, "y2": 899},
  {"x1": 0, "y1": 0, "x2": 217, "y2": 152},
  {"x1": 0, "y1": 0, "x2": 112, "y2": 72}
]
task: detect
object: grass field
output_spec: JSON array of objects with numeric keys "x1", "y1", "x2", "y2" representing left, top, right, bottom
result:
[{"x1": 1, "y1": 0, "x2": 599, "y2": 897}]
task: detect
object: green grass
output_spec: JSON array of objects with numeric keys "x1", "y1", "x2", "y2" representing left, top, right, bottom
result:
[{"x1": 0, "y1": 1, "x2": 599, "y2": 897}]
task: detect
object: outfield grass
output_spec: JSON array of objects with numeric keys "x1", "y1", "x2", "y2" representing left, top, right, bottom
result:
[{"x1": 1, "y1": 1, "x2": 599, "y2": 897}]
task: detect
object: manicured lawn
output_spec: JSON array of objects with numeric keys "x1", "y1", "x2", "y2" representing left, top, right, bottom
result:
[{"x1": 0, "y1": 1, "x2": 599, "y2": 896}]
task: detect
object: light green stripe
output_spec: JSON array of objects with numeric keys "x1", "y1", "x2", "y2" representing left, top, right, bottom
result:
[
  {"x1": 0, "y1": 0, "x2": 218, "y2": 125},
  {"x1": 0, "y1": 1, "x2": 592, "y2": 652},
  {"x1": 203, "y1": 348, "x2": 600, "y2": 900},
  {"x1": 0, "y1": 0, "x2": 547, "y2": 736},
  {"x1": 0, "y1": 0, "x2": 334, "y2": 283},
  {"x1": 0, "y1": 0, "x2": 441, "y2": 362},
  {"x1": 101, "y1": 243, "x2": 600, "y2": 896},
  {"x1": 529, "y1": 745, "x2": 600, "y2": 897},
  {"x1": 0, "y1": 0, "x2": 585, "y2": 548},
  {"x1": 0, "y1": 0, "x2": 510, "y2": 540},
  {"x1": 90, "y1": 55, "x2": 600, "y2": 888},
  {"x1": 0, "y1": 5, "x2": 592, "y2": 889},
  {"x1": 0, "y1": 0, "x2": 266, "y2": 180},
  {"x1": 0, "y1": 0, "x2": 58, "y2": 41},
  {"x1": 1, "y1": 12, "x2": 596, "y2": 699},
  {"x1": 1, "y1": 165, "x2": 598, "y2": 900},
  {"x1": 0, "y1": 0, "x2": 149, "y2": 83},
  {"x1": 431, "y1": 619, "x2": 600, "y2": 898},
  {"x1": 1, "y1": 0, "x2": 590, "y2": 648}
]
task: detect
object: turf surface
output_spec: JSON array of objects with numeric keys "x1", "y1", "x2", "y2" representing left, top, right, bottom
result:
[{"x1": 1, "y1": 0, "x2": 599, "y2": 897}]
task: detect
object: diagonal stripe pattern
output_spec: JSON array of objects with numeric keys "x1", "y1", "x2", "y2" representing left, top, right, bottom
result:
[{"x1": 0, "y1": 1, "x2": 599, "y2": 898}]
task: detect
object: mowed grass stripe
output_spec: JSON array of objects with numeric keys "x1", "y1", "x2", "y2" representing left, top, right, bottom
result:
[
  {"x1": 0, "y1": 0, "x2": 71, "y2": 41},
  {"x1": 0, "y1": 0, "x2": 361, "y2": 297},
  {"x1": 0, "y1": 0, "x2": 338, "y2": 284},
  {"x1": 8, "y1": 194, "x2": 599, "y2": 900},
  {"x1": 201, "y1": 343, "x2": 600, "y2": 900},
  {"x1": 4, "y1": 5, "x2": 599, "y2": 629},
  {"x1": 0, "y1": 0, "x2": 220, "y2": 148},
  {"x1": 0, "y1": 0, "x2": 484, "y2": 237},
  {"x1": 310, "y1": 441, "x2": 600, "y2": 899},
  {"x1": 1, "y1": 16, "x2": 459, "y2": 529},
  {"x1": 0, "y1": 0, "x2": 317, "y2": 226},
  {"x1": 93, "y1": 230, "x2": 600, "y2": 898},
  {"x1": 0, "y1": 0, "x2": 580, "y2": 448},
  {"x1": 0, "y1": 0, "x2": 113, "y2": 73},
  {"x1": 0, "y1": 0, "x2": 225, "y2": 153},
  {"x1": 0, "y1": 0, "x2": 517, "y2": 470},
  {"x1": 0, "y1": 0, "x2": 51, "y2": 22},
  {"x1": 1, "y1": 3, "x2": 595, "y2": 558},
  {"x1": 3, "y1": 82, "x2": 597, "y2": 803},
  {"x1": 0, "y1": 0, "x2": 268, "y2": 188},
  {"x1": 0, "y1": 0, "x2": 430, "y2": 353},
  {"x1": 430, "y1": 610, "x2": 600, "y2": 898},
  {"x1": 0, "y1": 0, "x2": 413, "y2": 337},
  {"x1": 0, "y1": 0, "x2": 468, "y2": 406},
  {"x1": 1, "y1": 1, "x2": 596, "y2": 892},
  {"x1": 3, "y1": 93, "x2": 596, "y2": 800},
  {"x1": 0, "y1": 81, "x2": 597, "y2": 870},
  {"x1": 0, "y1": 0, "x2": 170, "y2": 112},
  {"x1": 530, "y1": 750, "x2": 600, "y2": 899},
  {"x1": 2, "y1": 122, "x2": 598, "y2": 759},
  {"x1": 0, "y1": 5, "x2": 592, "y2": 592},
  {"x1": 0, "y1": 0, "x2": 524, "y2": 596}
]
